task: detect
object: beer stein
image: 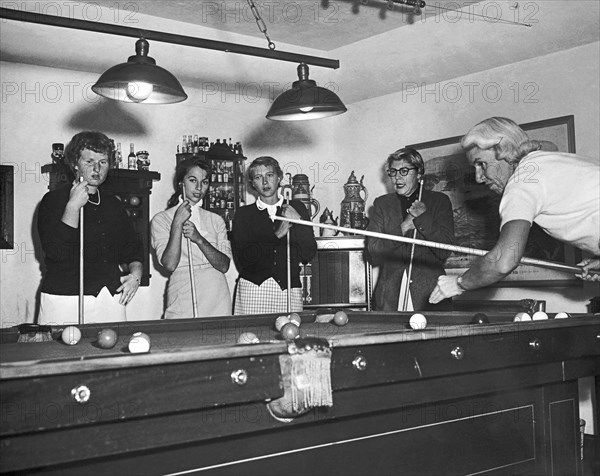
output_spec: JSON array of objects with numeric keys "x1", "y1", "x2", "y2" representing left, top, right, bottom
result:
[
  {"x1": 340, "y1": 171, "x2": 368, "y2": 231},
  {"x1": 292, "y1": 174, "x2": 320, "y2": 220}
]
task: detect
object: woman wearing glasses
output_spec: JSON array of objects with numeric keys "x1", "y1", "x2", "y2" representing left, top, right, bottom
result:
[{"x1": 367, "y1": 147, "x2": 455, "y2": 311}]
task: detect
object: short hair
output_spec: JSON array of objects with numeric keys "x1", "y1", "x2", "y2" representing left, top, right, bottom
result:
[
  {"x1": 64, "y1": 131, "x2": 114, "y2": 170},
  {"x1": 167, "y1": 156, "x2": 212, "y2": 208},
  {"x1": 386, "y1": 147, "x2": 424, "y2": 175},
  {"x1": 460, "y1": 117, "x2": 541, "y2": 163},
  {"x1": 247, "y1": 156, "x2": 283, "y2": 191}
]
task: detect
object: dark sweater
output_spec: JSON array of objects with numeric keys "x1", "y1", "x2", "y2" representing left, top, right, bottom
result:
[
  {"x1": 38, "y1": 184, "x2": 143, "y2": 296},
  {"x1": 231, "y1": 200, "x2": 317, "y2": 290}
]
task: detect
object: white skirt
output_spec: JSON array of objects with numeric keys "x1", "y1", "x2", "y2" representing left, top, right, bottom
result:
[
  {"x1": 38, "y1": 286, "x2": 126, "y2": 326},
  {"x1": 165, "y1": 266, "x2": 232, "y2": 318}
]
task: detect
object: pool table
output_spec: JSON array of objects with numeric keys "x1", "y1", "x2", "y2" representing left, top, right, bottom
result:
[{"x1": 1, "y1": 311, "x2": 599, "y2": 475}]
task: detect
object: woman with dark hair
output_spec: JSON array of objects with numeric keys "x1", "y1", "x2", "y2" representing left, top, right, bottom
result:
[
  {"x1": 151, "y1": 156, "x2": 232, "y2": 318},
  {"x1": 367, "y1": 147, "x2": 455, "y2": 311},
  {"x1": 231, "y1": 156, "x2": 316, "y2": 315},
  {"x1": 37, "y1": 131, "x2": 143, "y2": 324}
]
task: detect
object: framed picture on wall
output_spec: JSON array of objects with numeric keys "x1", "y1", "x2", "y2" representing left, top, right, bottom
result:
[{"x1": 407, "y1": 115, "x2": 582, "y2": 287}]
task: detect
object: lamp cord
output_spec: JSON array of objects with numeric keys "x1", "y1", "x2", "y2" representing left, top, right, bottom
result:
[{"x1": 247, "y1": 0, "x2": 276, "y2": 50}]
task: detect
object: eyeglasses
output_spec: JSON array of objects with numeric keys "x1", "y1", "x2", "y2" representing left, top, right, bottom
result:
[{"x1": 387, "y1": 167, "x2": 417, "y2": 177}]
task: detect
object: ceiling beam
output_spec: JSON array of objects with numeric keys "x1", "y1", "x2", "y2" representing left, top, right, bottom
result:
[{"x1": 0, "y1": 7, "x2": 340, "y2": 69}]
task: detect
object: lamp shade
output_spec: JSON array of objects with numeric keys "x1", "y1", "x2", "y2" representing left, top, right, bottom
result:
[
  {"x1": 92, "y1": 39, "x2": 187, "y2": 104},
  {"x1": 266, "y1": 63, "x2": 346, "y2": 121}
]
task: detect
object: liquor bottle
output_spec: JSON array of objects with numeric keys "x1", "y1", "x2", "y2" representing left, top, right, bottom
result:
[
  {"x1": 128, "y1": 143, "x2": 136, "y2": 170},
  {"x1": 228, "y1": 138, "x2": 233, "y2": 150},
  {"x1": 182, "y1": 135, "x2": 187, "y2": 153},
  {"x1": 115, "y1": 143, "x2": 123, "y2": 169}
]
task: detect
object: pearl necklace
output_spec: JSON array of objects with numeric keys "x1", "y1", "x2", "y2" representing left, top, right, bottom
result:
[{"x1": 88, "y1": 189, "x2": 101, "y2": 205}]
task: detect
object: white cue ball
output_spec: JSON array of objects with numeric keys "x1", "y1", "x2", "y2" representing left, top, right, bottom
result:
[
  {"x1": 61, "y1": 326, "x2": 81, "y2": 345},
  {"x1": 513, "y1": 312, "x2": 532, "y2": 322},
  {"x1": 409, "y1": 313, "x2": 427, "y2": 330},
  {"x1": 554, "y1": 312, "x2": 571, "y2": 319},
  {"x1": 532, "y1": 311, "x2": 549, "y2": 320},
  {"x1": 237, "y1": 332, "x2": 260, "y2": 344},
  {"x1": 128, "y1": 332, "x2": 151, "y2": 353}
]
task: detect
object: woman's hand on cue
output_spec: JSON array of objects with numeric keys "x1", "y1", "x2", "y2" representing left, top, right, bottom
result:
[
  {"x1": 68, "y1": 179, "x2": 89, "y2": 210},
  {"x1": 274, "y1": 204, "x2": 301, "y2": 238},
  {"x1": 182, "y1": 221, "x2": 201, "y2": 243},
  {"x1": 576, "y1": 258, "x2": 600, "y2": 282},
  {"x1": 429, "y1": 275, "x2": 464, "y2": 304},
  {"x1": 118, "y1": 274, "x2": 140, "y2": 305},
  {"x1": 173, "y1": 200, "x2": 192, "y2": 229},
  {"x1": 408, "y1": 200, "x2": 426, "y2": 218}
]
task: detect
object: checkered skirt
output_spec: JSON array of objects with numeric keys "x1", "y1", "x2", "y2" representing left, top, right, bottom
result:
[{"x1": 234, "y1": 277, "x2": 303, "y2": 315}]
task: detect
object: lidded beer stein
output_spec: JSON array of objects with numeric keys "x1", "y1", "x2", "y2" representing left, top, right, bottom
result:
[
  {"x1": 340, "y1": 171, "x2": 368, "y2": 230},
  {"x1": 291, "y1": 174, "x2": 320, "y2": 220}
]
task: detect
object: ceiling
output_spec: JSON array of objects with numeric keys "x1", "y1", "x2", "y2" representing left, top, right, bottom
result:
[
  {"x1": 89, "y1": 0, "x2": 461, "y2": 51},
  {"x1": 1, "y1": 1, "x2": 599, "y2": 105}
]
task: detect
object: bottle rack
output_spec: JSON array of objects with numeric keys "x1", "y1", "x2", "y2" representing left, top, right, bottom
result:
[{"x1": 175, "y1": 142, "x2": 246, "y2": 232}]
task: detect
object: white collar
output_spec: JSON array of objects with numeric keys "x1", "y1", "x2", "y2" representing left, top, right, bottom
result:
[{"x1": 256, "y1": 196, "x2": 283, "y2": 221}]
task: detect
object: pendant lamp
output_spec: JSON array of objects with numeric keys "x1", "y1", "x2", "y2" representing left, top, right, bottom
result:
[
  {"x1": 267, "y1": 63, "x2": 347, "y2": 121},
  {"x1": 92, "y1": 38, "x2": 187, "y2": 104}
]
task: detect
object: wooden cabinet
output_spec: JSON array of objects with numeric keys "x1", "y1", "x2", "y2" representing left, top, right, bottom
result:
[
  {"x1": 302, "y1": 237, "x2": 372, "y2": 310},
  {"x1": 43, "y1": 165, "x2": 160, "y2": 286},
  {"x1": 102, "y1": 169, "x2": 160, "y2": 286},
  {"x1": 176, "y1": 146, "x2": 247, "y2": 232}
]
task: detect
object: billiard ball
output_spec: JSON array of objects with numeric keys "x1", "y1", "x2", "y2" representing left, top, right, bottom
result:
[
  {"x1": 513, "y1": 312, "x2": 532, "y2": 322},
  {"x1": 237, "y1": 332, "x2": 260, "y2": 344},
  {"x1": 281, "y1": 322, "x2": 299, "y2": 340},
  {"x1": 61, "y1": 326, "x2": 81, "y2": 345},
  {"x1": 275, "y1": 315, "x2": 290, "y2": 331},
  {"x1": 471, "y1": 313, "x2": 489, "y2": 324},
  {"x1": 97, "y1": 328, "x2": 118, "y2": 349},
  {"x1": 129, "y1": 196, "x2": 141, "y2": 207},
  {"x1": 554, "y1": 312, "x2": 571, "y2": 319},
  {"x1": 532, "y1": 311, "x2": 549, "y2": 320},
  {"x1": 128, "y1": 332, "x2": 151, "y2": 353},
  {"x1": 409, "y1": 313, "x2": 427, "y2": 330},
  {"x1": 289, "y1": 312, "x2": 302, "y2": 327},
  {"x1": 333, "y1": 310, "x2": 349, "y2": 326}
]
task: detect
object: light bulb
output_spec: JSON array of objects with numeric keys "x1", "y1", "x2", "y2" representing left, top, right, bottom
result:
[
  {"x1": 299, "y1": 106, "x2": 314, "y2": 113},
  {"x1": 126, "y1": 82, "x2": 153, "y2": 102}
]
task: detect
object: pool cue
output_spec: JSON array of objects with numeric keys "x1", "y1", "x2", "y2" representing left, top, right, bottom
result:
[
  {"x1": 273, "y1": 216, "x2": 598, "y2": 276},
  {"x1": 282, "y1": 188, "x2": 293, "y2": 314},
  {"x1": 401, "y1": 180, "x2": 424, "y2": 311},
  {"x1": 78, "y1": 177, "x2": 84, "y2": 326},
  {"x1": 182, "y1": 183, "x2": 199, "y2": 318}
]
